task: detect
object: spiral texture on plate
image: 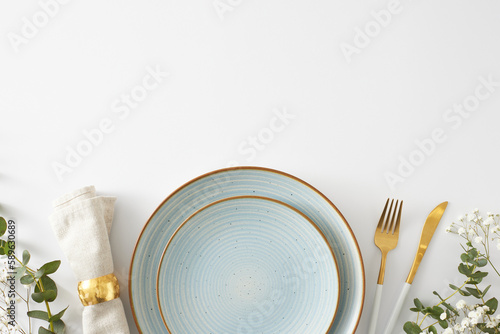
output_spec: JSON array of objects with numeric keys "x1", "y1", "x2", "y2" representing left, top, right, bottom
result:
[{"x1": 157, "y1": 196, "x2": 339, "y2": 333}]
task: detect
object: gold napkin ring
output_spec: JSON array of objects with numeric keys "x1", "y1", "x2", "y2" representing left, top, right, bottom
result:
[{"x1": 78, "y1": 273, "x2": 120, "y2": 306}]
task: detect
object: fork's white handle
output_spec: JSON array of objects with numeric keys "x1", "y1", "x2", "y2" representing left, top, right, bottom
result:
[
  {"x1": 368, "y1": 284, "x2": 384, "y2": 334},
  {"x1": 383, "y1": 283, "x2": 412, "y2": 334}
]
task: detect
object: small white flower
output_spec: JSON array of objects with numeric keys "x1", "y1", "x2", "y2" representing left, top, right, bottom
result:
[
  {"x1": 458, "y1": 227, "x2": 466, "y2": 235},
  {"x1": 468, "y1": 310, "x2": 481, "y2": 325},
  {"x1": 458, "y1": 215, "x2": 464, "y2": 221},
  {"x1": 440, "y1": 312, "x2": 447, "y2": 320},
  {"x1": 456, "y1": 299, "x2": 467, "y2": 309},
  {"x1": 468, "y1": 228, "x2": 476, "y2": 236},
  {"x1": 443, "y1": 328, "x2": 453, "y2": 334},
  {"x1": 468, "y1": 310, "x2": 478, "y2": 318},
  {"x1": 484, "y1": 217, "x2": 494, "y2": 226},
  {"x1": 481, "y1": 305, "x2": 490, "y2": 313},
  {"x1": 461, "y1": 317, "x2": 470, "y2": 328},
  {"x1": 446, "y1": 225, "x2": 453, "y2": 233},
  {"x1": 474, "y1": 208, "x2": 479, "y2": 213},
  {"x1": 475, "y1": 236, "x2": 483, "y2": 243},
  {"x1": 487, "y1": 321, "x2": 496, "y2": 328}
]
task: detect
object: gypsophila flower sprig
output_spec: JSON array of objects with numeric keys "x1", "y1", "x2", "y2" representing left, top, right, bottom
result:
[
  {"x1": 404, "y1": 210, "x2": 500, "y2": 334},
  {"x1": 0, "y1": 217, "x2": 68, "y2": 334}
]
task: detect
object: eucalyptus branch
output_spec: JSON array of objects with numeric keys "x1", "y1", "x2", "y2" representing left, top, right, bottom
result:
[{"x1": 0, "y1": 216, "x2": 68, "y2": 334}]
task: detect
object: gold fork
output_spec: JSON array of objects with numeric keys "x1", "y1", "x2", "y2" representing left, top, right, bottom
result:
[{"x1": 368, "y1": 199, "x2": 403, "y2": 334}]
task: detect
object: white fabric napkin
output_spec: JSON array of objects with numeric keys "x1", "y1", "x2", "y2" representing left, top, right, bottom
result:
[{"x1": 49, "y1": 186, "x2": 130, "y2": 334}]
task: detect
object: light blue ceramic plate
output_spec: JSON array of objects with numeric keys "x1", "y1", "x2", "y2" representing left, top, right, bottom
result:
[
  {"x1": 130, "y1": 167, "x2": 365, "y2": 333},
  {"x1": 156, "y1": 196, "x2": 340, "y2": 333}
]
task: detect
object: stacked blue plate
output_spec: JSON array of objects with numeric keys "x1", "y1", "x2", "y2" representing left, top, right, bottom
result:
[{"x1": 129, "y1": 167, "x2": 365, "y2": 333}]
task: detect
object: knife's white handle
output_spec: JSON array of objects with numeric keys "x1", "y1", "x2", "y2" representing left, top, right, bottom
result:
[
  {"x1": 383, "y1": 282, "x2": 412, "y2": 334},
  {"x1": 368, "y1": 284, "x2": 384, "y2": 334}
]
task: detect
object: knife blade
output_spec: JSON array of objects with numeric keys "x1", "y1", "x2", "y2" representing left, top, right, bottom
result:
[
  {"x1": 383, "y1": 201, "x2": 448, "y2": 334},
  {"x1": 406, "y1": 201, "x2": 448, "y2": 284}
]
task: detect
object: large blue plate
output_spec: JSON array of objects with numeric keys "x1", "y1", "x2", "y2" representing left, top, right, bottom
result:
[
  {"x1": 157, "y1": 196, "x2": 340, "y2": 333},
  {"x1": 130, "y1": 167, "x2": 365, "y2": 333}
]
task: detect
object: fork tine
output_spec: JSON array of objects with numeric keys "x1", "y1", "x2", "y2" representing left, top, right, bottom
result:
[
  {"x1": 384, "y1": 199, "x2": 395, "y2": 233},
  {"x1": 376, "y1": 199, "x2": 390, "y2": 231},
  {"x1": 393, "y1": 200, "x2": 403, "y2": 236},
  {"x1": 387, "y1": 200, "x2": 399, "y2": 234}
]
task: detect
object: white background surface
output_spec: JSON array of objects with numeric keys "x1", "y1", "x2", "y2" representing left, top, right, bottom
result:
[{"x1": 2, "y1": 0, "x2": 500, "y2": 333}]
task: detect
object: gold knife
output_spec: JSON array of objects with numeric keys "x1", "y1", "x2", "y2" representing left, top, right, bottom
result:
[{"x1": 383, "y1": 201, "x2": 448, "y2": 334}]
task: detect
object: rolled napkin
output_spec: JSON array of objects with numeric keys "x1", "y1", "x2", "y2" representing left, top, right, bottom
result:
[{"x1": 49, "y1": 186, "x2": 130, "y2": 334}]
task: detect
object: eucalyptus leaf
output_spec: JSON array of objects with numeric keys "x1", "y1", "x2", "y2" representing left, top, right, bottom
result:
[
  {"x1": 485, "y1": 298, "x2": 498, "y2": 314},
  {"x1": 470, "y1": 271, "x2": 488, "y2": 280},
  {"x1": 438, "y1": 320, "x2": 448, "y2": 328},
  {"x1": 14, "y1": 266, "x2": 26, "y2": 280},
  {"x1": 32, "y1": 290, "x2": 57, "y2": 303},
  {"x1": 428, "y1": 306, "x2": 444, "y2": 320},
  {"x1": 403, "y1": 321, "x2": 422, "y2": 334},
  {"x1": 477, "y1": 258, "x2": 488, "y2": 267},
  {"x1": 465, "y1": 287, "x2": 481, "y2": 299},
  {"x1": 27, "y1": 310, "x2": 49, "y2": 321},
  {"x1": 38, "y1": 327, "x2": 54, "y2": 334},
  {"x1": 23, "y1": 250, "x2": 31, "y2": 265},
  {"x1": 458, "y1": 289, "x2": 471, "y2": 296},
  {"x1": 49, "y1": 306, "x2": 68, "y2": 323},
  {"x1": 467, "y1": 277, "x2": 483, "y2": 285},
  {"x1": 468, "y1": 259, "x2": 479, "y2": 266},
  {"x1": 460, "y1": 252, "x2": 469, "y2": 262},
  {"x1": 468, "y1": 248, "x2": 478, "y2": 258},
  {"x1": 52, "y1": 319, "x2": 65, "y2": 334},
  {"x1": 432, "y1": 291, "x2": 442, "y2": 299},
  {"x1": 451, "y1": 284, "x2": 472, "y2": 296},
  {"x1": 458, "y1": 263, "x2": 472, "y2": 276},
  {"x1": 429, "y1": 325, "x2": 438, "y2": 333},
  {"x1": 1, "y1": 240, "x2": 12, "y2": 256},
  {"x1": 423, "y1": 306, "x2": 434, "y2": 314},
  {"x1": 35, "y1": 268, "x2": 45, "y2": 279},
  {"x1": 35, "y1": 275, "x2": 58, "y2": 301},
  {"x1": 0, "y1": 240, "x2": 6, "y2": 256},
  {"x1": 413, "y1": 298, "x2": 424, "y2": 311},
  {"x1": 483, "y1": 284, "x2": 492, "y2": 298},
  {"x1": 0, "y1": 217, "x2": 7, "y2": 237},
  {"x1": 39, "y1": 260, "x2": 61, "y2": 275},
  {"x1": 441, "y1": 301, "x2": 459, "y2": 316},
  {"x1": 20, "y1": 274, "x2": 34, "y2": 285}
]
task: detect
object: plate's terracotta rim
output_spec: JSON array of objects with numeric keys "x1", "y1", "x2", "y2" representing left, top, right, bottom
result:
[
  {"x1": 155, "y1": 195, "x2": 341, "y2": 334},
  {"x1": 128, "y1": 166, "x2": 366, "y2": 333}
]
